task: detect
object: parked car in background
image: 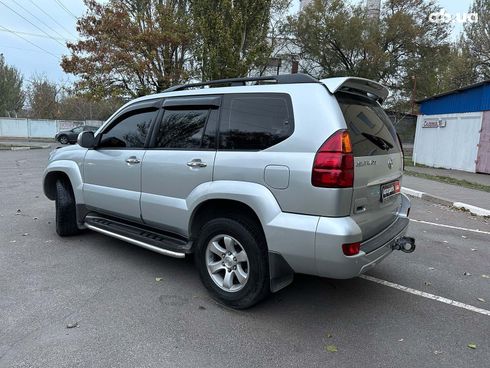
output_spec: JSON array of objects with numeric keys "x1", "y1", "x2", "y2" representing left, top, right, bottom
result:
[
  {"x1": 55, "y1": 125, "x2": 99, "y2": 144},
  {"x1": 43, "y1": 74, "x2": 415, "y2": 309}
]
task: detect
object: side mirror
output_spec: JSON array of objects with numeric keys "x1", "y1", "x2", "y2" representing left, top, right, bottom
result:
[{"x1": 78, "y1": 131, "x2": 95, "y2": 148}]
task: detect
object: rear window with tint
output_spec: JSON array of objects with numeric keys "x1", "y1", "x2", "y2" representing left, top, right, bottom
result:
[
  {"x1": 219, "y1": 94, "x2": 293, "y2": 150},
  {"x1": 336, "y1": 92, "x2": 400, "y2": 157}
]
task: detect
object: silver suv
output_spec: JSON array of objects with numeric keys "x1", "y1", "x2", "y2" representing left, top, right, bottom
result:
[{"x1": 43, "y1": 74, "x2": 415, "y2": 308}]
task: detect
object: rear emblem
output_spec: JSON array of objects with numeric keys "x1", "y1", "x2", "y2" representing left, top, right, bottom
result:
[{"x1": 387, "y1": 158, "x2": 393, "y2": 169}]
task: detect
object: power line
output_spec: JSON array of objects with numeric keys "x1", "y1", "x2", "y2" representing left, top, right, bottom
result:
[
  {"x1": 11, "y1": 0, "x2": 69, "y2": 41},
  {"x1": 54, "y1": 0, "x2": 78, "y2": 20},
  {"x1": 0, "y1": 25, "x2": 60, "y2": 59},
  {"x1": 28, "y1": 0, "x2": 77, "y2": 39},
  {"x1": 0, "y1": 28, "x2": 70, "y2": 42},
  {"x1": 0, "y1": 43, "x2": 57, "y2": 55},
  {"x1": 0, "y1": 0, "x2": 66, "y2": 47}
]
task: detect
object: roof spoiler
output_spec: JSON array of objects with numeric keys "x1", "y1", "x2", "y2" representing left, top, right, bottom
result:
[{"x1": 320, "y1": 77, "x2": 389, "y2": 103}]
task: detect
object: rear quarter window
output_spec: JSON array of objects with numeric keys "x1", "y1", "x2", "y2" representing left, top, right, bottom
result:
[
  {"x1": 219, "y1": 93, "x2": 294, "y2": 150},
  {"x1": 336, "y1": 92, "x2": 400, "y2": 157}
]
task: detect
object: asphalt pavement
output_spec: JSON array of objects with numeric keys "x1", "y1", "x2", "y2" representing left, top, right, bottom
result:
[{"x1": 1, "y1": 147, "x2": 489, "y2": 368}]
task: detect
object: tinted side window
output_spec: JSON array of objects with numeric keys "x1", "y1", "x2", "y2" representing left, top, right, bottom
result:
[
  {"x1": 154, "y1": 108, "x2": 217, "y2": 149},
  {"x1": 336, "y1": 93, "x2": 400, "y2": 157},
  {"x1": 99, "y1": 109, "x2": 157, "y2": 148},
  {"x1": 219, "y1": 94, "x2": 293, "y2": 150}
]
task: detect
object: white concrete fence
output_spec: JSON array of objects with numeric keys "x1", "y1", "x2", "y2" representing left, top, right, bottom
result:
[{"x1": 0, "y1": 117, "x2": 104, "y2": 139}]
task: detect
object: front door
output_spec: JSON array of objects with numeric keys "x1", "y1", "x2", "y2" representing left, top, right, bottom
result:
[
  {"x1": 141, "y1": 96, "x2": 220, "y2": 236},
  {"x1": 83, "y1": 103, "x2": 160, "y2": 222}
]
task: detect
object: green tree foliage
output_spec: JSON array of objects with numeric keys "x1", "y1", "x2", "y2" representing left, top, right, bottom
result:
[
  {"x1": 0, "y1": 54, "x2": 24, "y2": 117},
  {"x1": 465, "y1": 0, "x2": 490, "y2": 79},
  {"x1": 287, "y1": 0, "x2": 451, "y2": 109},
  {"x1": 62, "y1": 0, "x2": 195, "y2": 98},
  {"x1": 191, "y1": 0, "x2": 289, "y2": 80},
  {"x1": 438, "y1": 37, "x2": 479, "y2": 91}
]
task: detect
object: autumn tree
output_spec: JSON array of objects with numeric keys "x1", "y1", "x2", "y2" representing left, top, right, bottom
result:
[
  {"x1": 0, "y1": 54, "x2": 24, "y2": 117},
  {"x1": 191, "y1": 0, "x2": 290, "y2": 80},
  {"x1": 62, "y1": 0, "x2": 195, "y2": 98},
  {"x1": 287, "y1": 0, "x2": 451, "y2": 109},
  {"x1": 26, "y1": 76, "x2": 60, "y2": 119},
  {"x1": 57, "y1": 94, "x2": 124, "y2": 121}
]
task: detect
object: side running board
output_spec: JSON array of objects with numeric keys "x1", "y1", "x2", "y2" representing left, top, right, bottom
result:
[{"x1": 84, "y1": 214, "x2": 191, "y2": 259}]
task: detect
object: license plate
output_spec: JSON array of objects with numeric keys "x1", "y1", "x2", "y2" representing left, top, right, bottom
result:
[{"x1": 380, "y1": 180, "x2": 400, "y2": 202}]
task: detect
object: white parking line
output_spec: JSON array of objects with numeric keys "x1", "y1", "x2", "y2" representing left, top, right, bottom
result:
[
  {"x1": 360, "y1": 274, "x2": 490, "y2": 317},
  {"x1": 410, "y1": 219, "x2": 490, "y2": 235}
]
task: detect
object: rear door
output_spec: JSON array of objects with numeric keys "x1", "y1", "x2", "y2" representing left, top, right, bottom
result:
[
  {"x1": 336, "y1": 92, "x2": 403, "y2": 240},
  {"x1": 140, "y1": 96, "x2": 220, "y2": 236}
]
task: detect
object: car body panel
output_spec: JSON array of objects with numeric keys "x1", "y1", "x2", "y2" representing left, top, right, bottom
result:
[
  {"x1": 83, "y1": 148, "x2": 146, "y2": 222},
  {"x1": 141, "y1": 149, "x2": 217, "y2": 235}
]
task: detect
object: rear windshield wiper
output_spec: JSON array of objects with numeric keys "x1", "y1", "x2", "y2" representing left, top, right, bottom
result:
[{"x1": 362, "y1": 132, "x2": 393, "y2": 151}]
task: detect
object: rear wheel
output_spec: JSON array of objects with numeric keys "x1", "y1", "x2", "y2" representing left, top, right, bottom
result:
[
  {"x1": 58, "y1": 135, "x2": 69, "y2": 144},
  {"x1": 195, "y1": 217, "x2": 269, "y2": 309},
  {"x1": 55, "y1": 179, "x2": 80, "y2": 236}
]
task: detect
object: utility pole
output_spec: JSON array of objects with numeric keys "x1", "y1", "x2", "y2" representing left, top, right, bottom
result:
[{"x1": 411, "y1": 75, "x2": 417, "y2": 115}]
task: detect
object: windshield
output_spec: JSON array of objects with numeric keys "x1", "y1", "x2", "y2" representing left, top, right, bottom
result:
[{"x1": 336, "y1": 92, "x2": 400, "y2": 156}]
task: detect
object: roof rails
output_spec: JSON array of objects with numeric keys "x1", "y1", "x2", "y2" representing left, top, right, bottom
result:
[{"x1": 164, "y1": 73, "x2": 318, "y2": 92}]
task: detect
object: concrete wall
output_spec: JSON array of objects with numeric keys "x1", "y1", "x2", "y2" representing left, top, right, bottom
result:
[
  {"x1": 413, "y1": 112, "x2": 482, "y2": 172},
  {"x1": 0, "y1": 118, "x2": 104, "y2": 139}
]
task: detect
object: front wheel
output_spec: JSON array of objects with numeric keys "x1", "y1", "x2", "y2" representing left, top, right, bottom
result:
[
  {"x1": 55, "y1": 179, "x2": 80, "y2": 236},
  {"x1": 195, "y1": 217, "x2": 269, "y2": 309},
  {"x1": 58, "y1": 135, "x2": 69, "y2": 144}
]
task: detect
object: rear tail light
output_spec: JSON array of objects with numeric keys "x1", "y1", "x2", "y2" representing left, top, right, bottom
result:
[
  {"x1": 342, "y1": 242, "x2": 361, "y2": 256},
  {"x1": 312, "y1": 130, "x2": 354, "y2": 188}
]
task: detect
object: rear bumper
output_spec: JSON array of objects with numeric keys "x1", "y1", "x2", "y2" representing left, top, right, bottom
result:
[
  {"x1": 263, "y1": 193, "x2": 411, "y2": 280},
  {"x1": 314, "y1": 193, "x2": 411, "y2": 278}
]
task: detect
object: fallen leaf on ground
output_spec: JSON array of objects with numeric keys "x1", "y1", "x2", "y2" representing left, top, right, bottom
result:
[
  {"x1": 463, "y1": 272, "x2": 472, "y2": 276},
  {"x1": 66, "y1": 322, "x2": 79, "y2": 329},
  {"x1": 482, "y1": 275, "x2": 490, "y2": 279},
  {"x1": 467, "y1": 343, "x2": 477, "y2": 349},
  {"x1": 326, "y1": 333, "x2": 333, "y2": 338},
  {"x1": 325, "y1": 345, "x2": 337, "y2": 353},
  {"x1": 477, "y1": 298, "x2": 485, "y2": 302},
  {"x1": 471, "y1": 248, "x2": 477, "y2": 251},
  {"x1": 443, "y1": 240, "x2": 448, "y2": 243},
  {"x1": 461, "y1": 235, "x2": 467, "y2": 239},
  {"x1": 198, "y1": 305, "x2": 206, "y2": 310},
  {"x1": 424, "y1": 281, "x2": 431, "y2": 286},
  {"x1": 398, "y1": 338, "x2": 404, "y2": 342},
  {"x1": 33, "y1": 217, "x2": 38, "y2": 220},
  {"x1": 428, "y1": 267, "x2": 435, "y2": 270},
  {"x1": 22, "y1": 233, "x2": 29, "y2": 236},
  {"x1": 9, "y1": 240, "x2": 16, "y2": 243},
  {"x1": 433, "y1": 350, "x2": 443, "y2": 355},
  {"x1": 155, "y1": 277, "x2": 163, "y2": 282}
]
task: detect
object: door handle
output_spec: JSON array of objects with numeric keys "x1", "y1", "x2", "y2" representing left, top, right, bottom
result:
[
  {"x1": 125, "y1": 156, "x2": 141, "y2": 164},
  {"x1": 187, "y1": 159, "x2": 207, "y2": 168}
]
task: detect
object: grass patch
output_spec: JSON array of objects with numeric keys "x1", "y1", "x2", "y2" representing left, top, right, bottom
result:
[{"x1": 404, "y1": 170, "x2": 490, "y2": 193}]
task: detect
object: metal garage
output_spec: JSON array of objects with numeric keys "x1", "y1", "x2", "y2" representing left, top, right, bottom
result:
[{"x1": 414, "y1": 81, "x2": 490, "y2": 174}]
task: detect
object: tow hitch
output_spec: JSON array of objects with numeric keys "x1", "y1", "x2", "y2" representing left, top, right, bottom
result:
[{"x1": 392, "y1": 236, "x2": 416, "y2": 253}]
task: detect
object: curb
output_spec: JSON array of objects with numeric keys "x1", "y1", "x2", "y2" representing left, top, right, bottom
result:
[
  {"x1": 401, "y1": 187, "x2": 490, "y2": 217},
  {"x1": 0, "y1": 144, "x2": 51, "y2": 150}
]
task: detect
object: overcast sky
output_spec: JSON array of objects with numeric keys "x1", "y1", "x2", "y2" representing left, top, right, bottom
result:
[{"x1": 0, "y1": 0, "x2": 475, "y2": 84}]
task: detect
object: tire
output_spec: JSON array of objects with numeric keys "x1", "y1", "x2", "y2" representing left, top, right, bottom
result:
[
  {"x1": 55, "y1": 179, "x2": 80, "y2": 236},
  {"x1": 195, "y1": 217, "x2": 269, "y2": 309},
  {"x1": 58, "y1": 135, "x2": 69, "y2": 144}
]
